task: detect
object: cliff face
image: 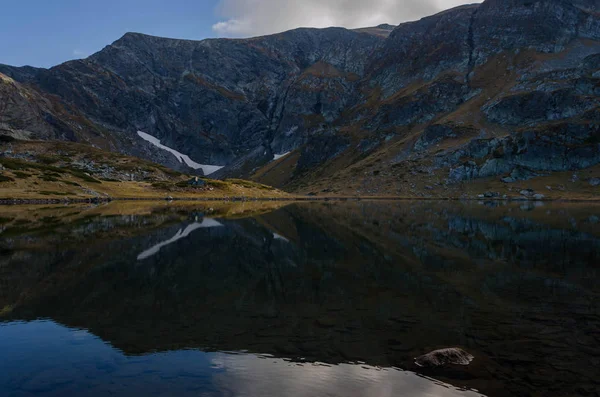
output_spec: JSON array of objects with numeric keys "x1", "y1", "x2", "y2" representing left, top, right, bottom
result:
[{"x1": 1, "y1": 0, "x2": 599, "y2": 190}]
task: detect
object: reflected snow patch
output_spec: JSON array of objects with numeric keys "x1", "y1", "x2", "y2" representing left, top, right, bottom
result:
[
  {"x1": 137, "y1": 219, "x2": 224, "y2": 260},
  {"x1": 272, "y1": 233, "x2": 289, "y2": 242}
]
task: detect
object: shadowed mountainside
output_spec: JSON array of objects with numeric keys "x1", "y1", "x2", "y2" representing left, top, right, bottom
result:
[{"x1": 0, "y1": 0, "x2": 599, "y2": 196}]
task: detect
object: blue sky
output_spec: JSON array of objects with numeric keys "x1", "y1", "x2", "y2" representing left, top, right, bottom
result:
[
  {"x1": 0, "y1": 0, "x2": 221, "y2": 68},
  {"x1": 1, "y1": 0, "x2": 473, "y2": 68}
]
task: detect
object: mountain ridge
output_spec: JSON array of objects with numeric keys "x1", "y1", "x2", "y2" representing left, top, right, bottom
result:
[{"x1": 1, "y1": 0, "x2": 599, "y2": 197}]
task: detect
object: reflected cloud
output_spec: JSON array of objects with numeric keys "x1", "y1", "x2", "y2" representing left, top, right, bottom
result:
[
  {"x1": 210, "y1": 353, "x2": 483, "y2": 397},
  {"x1": 137, "y1": 219, "x2": 223, "y2": 260}
]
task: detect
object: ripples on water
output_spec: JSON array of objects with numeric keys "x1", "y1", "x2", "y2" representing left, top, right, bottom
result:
[
  {"x1": 0, "y1": 320, "x2": 479, "y2": 397},
  {"x1": 0, "y1": 200, "x2": 598, "y2": 397}
]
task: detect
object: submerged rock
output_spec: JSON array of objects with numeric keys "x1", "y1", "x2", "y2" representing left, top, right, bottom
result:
[{"x1": 415, "y1": 348, "x2": 474, "y2": 368}]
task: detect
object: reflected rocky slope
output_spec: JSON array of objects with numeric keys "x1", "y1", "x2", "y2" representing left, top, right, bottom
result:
[{"x1": 1, "y1": 201, "x2": 599, "y2": 397}]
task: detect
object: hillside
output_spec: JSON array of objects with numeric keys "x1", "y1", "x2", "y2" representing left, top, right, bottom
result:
[
  {"x1": 0, "y1": 139, "x2": 287, "y2": 200},
  {"x1": 0, "y1": 0, "x2": 599, "y2": 196}
]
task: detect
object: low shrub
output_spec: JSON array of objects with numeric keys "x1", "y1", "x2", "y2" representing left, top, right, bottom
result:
[
  {"x1": 0, "y1": 174, "x2": 14, "y2": 182},
  {"x1": 13, "y1": 171, "x2": 31, "y2": 179}
]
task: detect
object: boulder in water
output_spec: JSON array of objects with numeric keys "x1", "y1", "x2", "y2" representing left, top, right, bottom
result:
[{"x1": 415, "y1": 348, "x2": 474, "y2": 367}]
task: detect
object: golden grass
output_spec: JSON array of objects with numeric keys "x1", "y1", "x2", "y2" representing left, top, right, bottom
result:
[
  {"x1": 0, "y1": 200, "x2": 295, "y2": 226},
  {"x1": 0, "y1": 140, "x2": 290, "y2": 200},
  {"x1": 251, "y1": 151, "x2": 300, "y2": 187}
]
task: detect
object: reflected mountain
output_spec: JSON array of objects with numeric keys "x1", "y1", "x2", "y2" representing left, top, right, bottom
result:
[
  {"x1": 137, "y1": 218, "x2": 224, "y2": 260},
  {"x1": 1, "y1": 201, "x2": 599, "y2": 397}
]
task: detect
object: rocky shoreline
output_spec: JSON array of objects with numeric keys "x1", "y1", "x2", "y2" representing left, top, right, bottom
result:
[{"x1": 2, "y1": 195, "x2": 599, "y2": 205}]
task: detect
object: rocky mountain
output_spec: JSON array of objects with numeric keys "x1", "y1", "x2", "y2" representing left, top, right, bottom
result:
[{"x1": 1, "y1": 0, "x2": 599, "y2": 195}]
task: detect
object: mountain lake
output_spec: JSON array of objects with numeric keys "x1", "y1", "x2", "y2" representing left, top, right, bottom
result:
[{"x1": 0, "y1": 200, "x2": 598, "y2": 397}]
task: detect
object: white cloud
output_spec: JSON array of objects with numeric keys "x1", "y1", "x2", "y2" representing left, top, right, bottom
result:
[{"x1": 212, "y1": 0, "x2": 480, "y2": 37}]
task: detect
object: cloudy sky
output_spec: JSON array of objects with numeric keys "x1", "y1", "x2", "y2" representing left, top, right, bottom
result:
[
  {"x1": 1, "y1": 0, "x2": 477, "y2": 68},
  {"x1": 213, "y1": 0, "x2": 478, "y2": 37}
]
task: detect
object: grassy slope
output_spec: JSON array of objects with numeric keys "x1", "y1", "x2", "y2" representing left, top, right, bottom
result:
[{"x1": 0, "y1": 140, "x2": 289, "y2": 200}]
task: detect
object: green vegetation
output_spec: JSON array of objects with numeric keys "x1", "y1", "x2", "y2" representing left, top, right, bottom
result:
[
  {"x1": 157, "y1": 166, "x2": 183, "y2": 177},
  {"x1": 205, "y1": 179, "x2": 229, "y2": 188},
  {"x1": 0, "y1": 158, "x2": 65, "y2": 173},
  {"x1": 37, "y1": 155, "x2": 60, "y2": 164},
  {"x1": 68, "y1": 170, "x2": 102, "y2": 184},
  {"x1": 39, "y1": 174, "x2": 60, "y2": 182},
  {"x1": 38, "y1": 191, "x2": 72, "y2": 196},
  {"x1": 0, "y1": 217, "x2": 14, "y2": 224},
  {"x1": 0, "y1": 158, "x2": 100, "y2": 184},
  {"x1": 13, "y1": 171, "x2": 32, "y2": 179},
  {"x1": 226, "y1": 179, "x2": 276, "y2": 190},
  {"x1": 0, "y1": 158, "x2": 25, "y2": 170},
  {"x1": 151, "y1": 181, "x2": 173, "y2": 190},
  {"x1": 0, "y1": 174, "x2": 14, "y2": 182}
]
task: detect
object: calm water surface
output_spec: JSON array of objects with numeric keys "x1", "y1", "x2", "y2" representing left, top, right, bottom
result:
[{"x1": 0, "y1": 200, "x2": 598, "y2": 397}]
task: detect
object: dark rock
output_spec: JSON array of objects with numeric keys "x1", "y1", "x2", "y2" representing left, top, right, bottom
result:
[
  {"x1": 449, "y1": 161, "x2": 478, "y2": 181},
  {"x1": 510, "y1": 167, "x2": 539, "y2": 182},
  {"x1": 520, "y1": 189, "x2": 535, "y2": 197},
  {"x1": 415, "y1": 348, "x2": 474, "y2": 367}
]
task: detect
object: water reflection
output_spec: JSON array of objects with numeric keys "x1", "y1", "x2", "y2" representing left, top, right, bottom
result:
[
  {"x1": 137, "y1": 218, "x2": 223, "y2": 260},
  {"x1": 0, "y1": 200, "x2": 599, "y2": 397},
  {"x1": 0, "y1": 320, "x2": 481, "y2": 397}
]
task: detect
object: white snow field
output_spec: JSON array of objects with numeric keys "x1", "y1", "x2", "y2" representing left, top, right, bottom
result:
[
  {"x1": 137, "y1": 131, "x2": 224, "y2": 175},
  {"x1": 273, "y1": 152, "x2": 291, "y2": 161}
]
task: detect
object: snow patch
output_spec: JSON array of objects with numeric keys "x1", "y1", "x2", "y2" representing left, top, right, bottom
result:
[
  {"x1": 137, "y1": 131, "x2": 224, "y2": 175},
  {"x1": 272, "y1": 232, "x2": 289, "y2": 242},
  {"x1": 137, "y1": 219, "x2": 224, "y2": 260},
  {"x1": 273, "y1": 152, "x2": 291, "y2": 161}
]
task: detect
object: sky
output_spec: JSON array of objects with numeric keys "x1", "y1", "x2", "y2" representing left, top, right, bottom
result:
[{"x1": 0, "y1": 0, "x2": 477, "y2": 68}]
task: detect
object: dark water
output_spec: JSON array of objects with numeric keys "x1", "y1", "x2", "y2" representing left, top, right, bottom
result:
[{"x1": 0, "y1": 200, "x2": 599, "y2": 397}]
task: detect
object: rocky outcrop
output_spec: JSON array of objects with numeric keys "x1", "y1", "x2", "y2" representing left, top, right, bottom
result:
[
  {"x1": 446, "y1": 121, "x2": 600, "y2": 182},
  {"x1": 415, "y1": 348, "x2": 474, "y2": 367}
]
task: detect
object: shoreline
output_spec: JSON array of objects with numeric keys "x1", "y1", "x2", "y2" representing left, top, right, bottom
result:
[{"x1": 1, "y1": 196, "x2": 600, "y2": 205}]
